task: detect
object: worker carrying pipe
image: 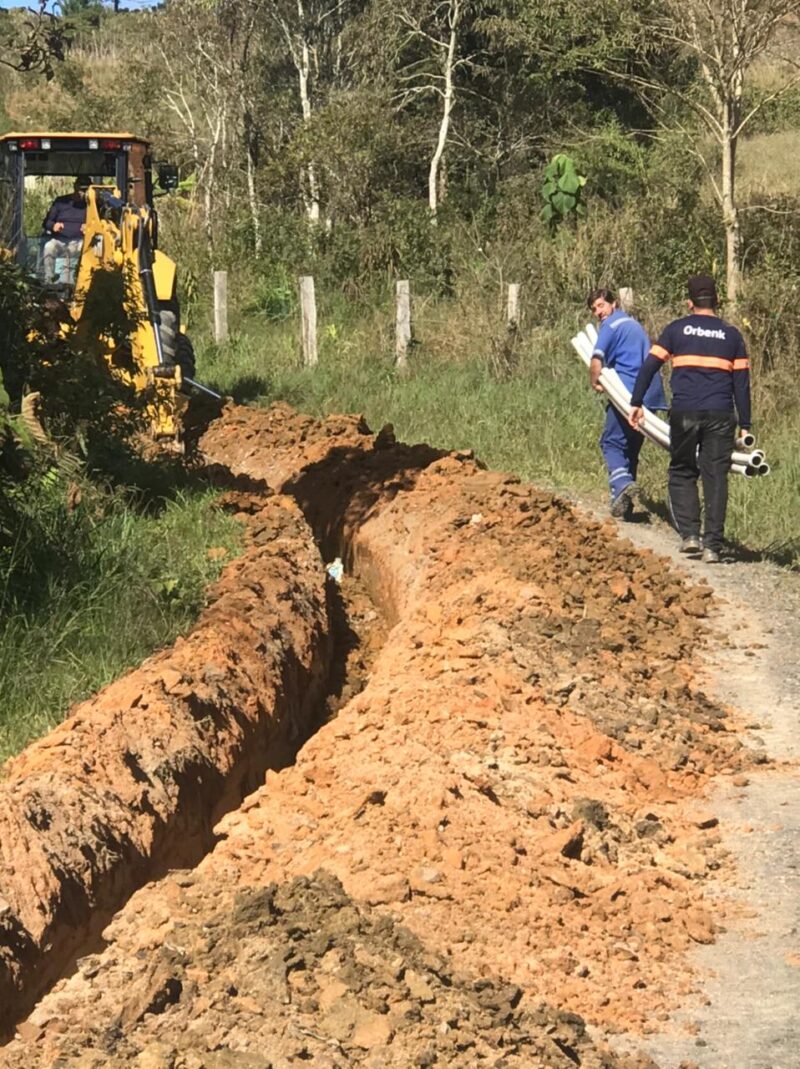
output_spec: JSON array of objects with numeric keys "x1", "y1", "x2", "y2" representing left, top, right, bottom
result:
[
  {"x1": 628, "y1": 274, "x2": 752, "y2": 564},
  {"x1": 571, "y1": 327, "x2": 766, "y2": 477},
  {"x1": 587, "y1": 288, "x2": 667, "y2": 521}
]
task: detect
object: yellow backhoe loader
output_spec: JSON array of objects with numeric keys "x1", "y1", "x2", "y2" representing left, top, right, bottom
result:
[{"x1": 0, "y1": 131, "x2": 217, "y2": 447}]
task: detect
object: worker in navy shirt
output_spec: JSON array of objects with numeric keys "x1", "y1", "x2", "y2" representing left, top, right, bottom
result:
[
  {"x1": 587, "y1": 288, "x2": 667, "y2": 520},
  {"x1": 629, "y1": 273, "x2": 752, "y2": 563},
  {"x1": 42, "y1": 174, "x2": 92, "y2": 284}
]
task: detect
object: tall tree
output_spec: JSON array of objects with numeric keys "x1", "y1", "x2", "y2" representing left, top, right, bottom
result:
[
  {"x1": 466, "y1": 0, "x2": 654, "y2": 193},
  {"x1": 263, "y1": 0, "x2": 365, "y2": 224},
  {"x1": 612, "y1": 0, "x2": 800, "y2": 304},
  {"x1": 0, "y1": 0, "x2": 71, "y2": 79},
  {"x1": 394, "y1": 0, "x2": 476, "y2": 219},
  {"x1": 154, "y1": 0, "x2": 264, "y2": 250}
]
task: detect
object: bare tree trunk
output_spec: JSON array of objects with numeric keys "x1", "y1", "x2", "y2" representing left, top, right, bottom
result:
[
  {"x1": 203, "y1": 113, "x2": 223, "y2": 250},
  {"x1": 438, "y1": 155, "x2": 448, "y2": 207},
  {"x1": 246, "y1": 149, "x2": 262, "y2": 256},
  {"x1": 720, "y1": 63, "x2": 744, "y2": 308},
  {"x1": 721, "y1": 123, "x2": 740, "y2": 307},
  {"x1": 305, "y1": 162, "x2": 321, "y2": 224},
  {"x1": 297, "y1": 1, "x2": 320, "y2": 223},
  {"x1": 203, "y1": 176, "x2": 214, "y2": 249},
  {"x1": 221, "y1": 104, "x2": 233, "y2": 214},
  {"x1": 428, "y1": 0, "x2": 460, "y2": 220},
  {"x1": 244, "y1": 110, "x2": 262, "y2": 256},
  {"x1": 632, "y1": 0, "x2": 800, "y2": 309}
]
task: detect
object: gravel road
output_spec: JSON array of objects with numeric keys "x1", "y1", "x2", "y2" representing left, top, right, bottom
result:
[{"x1": 600, "y1": 508, "x2": 800, "y2": 1069}]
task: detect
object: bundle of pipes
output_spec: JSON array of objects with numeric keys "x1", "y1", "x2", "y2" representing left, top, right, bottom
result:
[{"x1": 571, "y1": 325, "x2": 770, "y2": 479}]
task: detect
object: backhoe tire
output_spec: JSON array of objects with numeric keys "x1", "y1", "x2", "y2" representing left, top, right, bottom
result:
[{"x1": 158, "y1": 306, "x2": 196, "y2": 380}]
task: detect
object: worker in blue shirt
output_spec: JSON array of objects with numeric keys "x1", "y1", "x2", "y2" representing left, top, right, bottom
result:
[
  {"x1": 42, "y1": 174, "x2": 92, "y2": 284},
  {"x1": 629, "y1": 274, "x2": 752, "y2": 564},
  {"x1": 587, "y1": 288, "x2": 667, "y2": 520}
]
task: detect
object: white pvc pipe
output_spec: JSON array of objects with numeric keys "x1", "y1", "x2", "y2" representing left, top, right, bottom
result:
[
  {"x1": 731, "y1": 461, "x2": 762, "y2": 478},
  {"x1": 572, "y1": 334, "x2": 667, "y2": 450},
  {"x1": 574, "y1": 331, "x2": 670, "y2": 447},
  {"x1": 757, "y1": 462, "x2": 770, "y2": 477},
  {"x1": 732, "y1": 448, "x2": 764, "y2": 467},
  {"x1": 603, "y1": 367, "x2": 670, "y2": 444},
  {"x1": 736, "y1": 432, "x2": 756, "y2": 449},
  {"x1": 571, "y1": 332, "x2": 594, "y2": 366}
]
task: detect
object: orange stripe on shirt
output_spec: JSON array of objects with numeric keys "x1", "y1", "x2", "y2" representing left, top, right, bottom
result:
[
  {"x1": 650, "y1": 344, "x2": 670, "y2": 361},
  {"x1": 733, "y1": 358, "x2": 750, "y2": 370},
  {"x1": 672, "y1": 355, "x2": 734, "y2": 372}
]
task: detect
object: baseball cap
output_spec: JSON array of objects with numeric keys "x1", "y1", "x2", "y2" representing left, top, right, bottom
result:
[
  {"x1": 74, "y1": 174, "x2": 93, "y2": 189},
  {"x1": 687, "y1": 273, "x2": 718, "y2": 303}
]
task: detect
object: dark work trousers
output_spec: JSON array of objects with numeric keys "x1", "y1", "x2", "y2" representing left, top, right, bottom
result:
[{"x1": 668, "y1": 410, "x2": 737, "y2": 551}]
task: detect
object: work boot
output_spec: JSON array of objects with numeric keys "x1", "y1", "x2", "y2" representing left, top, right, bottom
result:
[
  {"x1": 702, "y1": 546, "x2": 721, "y2": 564},
  {"x1": 680, "y1": 535, "x2": 701, "y2": 554},
  {"x1": 610, "y1": 483, "x2": 638, "y2": 520}
]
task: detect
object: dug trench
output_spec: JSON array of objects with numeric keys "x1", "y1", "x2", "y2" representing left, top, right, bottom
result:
[{"x1": 0, "y1": 402, "x2": 761, "y2": 1067}]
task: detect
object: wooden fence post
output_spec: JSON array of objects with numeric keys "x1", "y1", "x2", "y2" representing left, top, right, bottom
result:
[
  {"x1": 618, "y1": 286, "x2": 634, "y2": 312},
  {"x1": 213, "y1": 270, "x2": 228, "y2": 343},
  {"x1": 507, "y1": 283, "x2": 521, "y2": 331},
  {"x1": 395, "y1": 280, "x2": 411, "y2": 370},
  {"x1": 490, "y1": 281, "x2": 521, "y2": 381},
  {"x1": 299, "y1": 275, "x2": 318, "y2": 367}
]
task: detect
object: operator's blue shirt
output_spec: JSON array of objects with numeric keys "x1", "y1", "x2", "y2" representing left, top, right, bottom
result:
[
  {"x1": 42, "y1": 195, "x2": 87, "y2": 243},
  {"x1": 592, "y1": 309, "x2": 667, "y2": 410}
]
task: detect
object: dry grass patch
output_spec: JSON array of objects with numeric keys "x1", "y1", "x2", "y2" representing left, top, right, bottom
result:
[{"x1": 738, "y1": 130, "x2": 800, "y2": 197}]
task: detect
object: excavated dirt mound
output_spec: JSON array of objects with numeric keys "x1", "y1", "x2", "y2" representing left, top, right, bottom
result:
[
  {"x1": 0, "y1": 402, "x2": 759, "y2": 1066},
  {"x1": 2, "y1": 870, "x2": 651, "y2": 1069},
  {"x1": 198, "y1": 406, "x2": 750, "y2": 1029},
  {"x1": 0, "y1": 493, "x2": 332, "y2": 1034}
]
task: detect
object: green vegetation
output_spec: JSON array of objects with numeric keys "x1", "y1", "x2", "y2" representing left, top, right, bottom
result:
[
  {"x1": 540, "y1": 155, "x2": 588, "y2": 226},
  {"x1": 0, "y1": 257, "x2": 243, "y2": 761},
  {"x1": 0, "y1": 472, "x2": 242, "y2": 762}
]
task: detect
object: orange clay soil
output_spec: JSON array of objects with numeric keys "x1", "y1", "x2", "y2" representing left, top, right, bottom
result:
[
  {"x1": 0, "y1": 492, "x2": 331, "y2": 1034},
  {"x1": 0, "y1": 402, "x2": 754, "y2": 1068}
]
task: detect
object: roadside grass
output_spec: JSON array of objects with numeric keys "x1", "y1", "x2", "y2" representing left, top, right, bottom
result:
[
  {"x1": 195, "y1": 289, "x2": 800, "y2": 569},
  {"x1": 0, "y1": 485, "x2": 242, "y2": 763},
  {"x1": 199, "y1": 315, "x2": 606, "y2": 494}
]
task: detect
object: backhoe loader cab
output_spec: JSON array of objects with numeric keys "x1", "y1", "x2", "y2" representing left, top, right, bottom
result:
[{"x1": 0, "y1": 132, "x2": 196, "y2": 444}]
